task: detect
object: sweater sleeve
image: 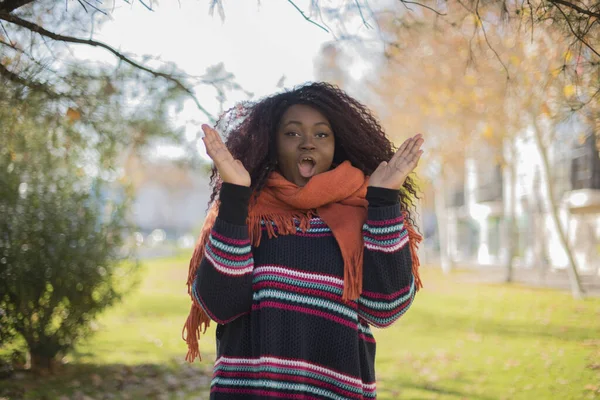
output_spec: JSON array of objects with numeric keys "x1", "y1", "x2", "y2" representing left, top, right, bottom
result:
[
  {"x1": 358, "y1": 187, "x2": 416, "y2": 328},
  {"x1": 192, "y1": 183, "x2": 254, "y2": 324}
]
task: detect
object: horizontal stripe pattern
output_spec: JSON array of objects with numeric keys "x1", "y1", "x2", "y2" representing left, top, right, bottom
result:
[
  {"x1": 358, "y1": 322, "x2": 376, "y2": 344},
  {"x1": 358, "y1": 278, "x2": 416, "y2": 327},
  {"x1": 363, "y1": 215, "x2": 409, "y2": 253},
  {"x1": 252, "y1": 265, "x2": 359, "y2": 328},
  {"x1": 197, "y1": 203, "x2": 416, "y2": 398},
  {"x1": 261, "y1": 218, "x2": 333, "y2": 237},
  {"x1": 212, "y1": 356, "x2": 376, "y2": 399},
  {"x1": 204, "y1": 230, "x2": 254, "y2": 276}
]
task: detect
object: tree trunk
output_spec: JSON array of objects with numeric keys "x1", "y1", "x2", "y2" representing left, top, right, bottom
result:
[
  {"x1": 504, "y1": 143, "x2": 518, "y2": 282},
  {"x1": 433, "y1": 171, "x2": 453, "y2": 273},
  {"x1": 29, "y1": 352, "x2": 56, "y2": 375},
  {"x1": 531, "y1": 116, "x2": 585, "y2": 299}
]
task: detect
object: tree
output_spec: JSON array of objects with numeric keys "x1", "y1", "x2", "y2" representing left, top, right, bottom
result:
[
  {"x1": 374, "y1": 6, "x2": 593, "y2": 296},
  {"x1": 0, "y1": 76, "x2": 145, "y2": 372},
  {"x1": 0, "y1": 0, "x2": 248, "y2": 129},
  {"x1": 316, "y1": 0, "x2": 595, "y2": 296},
  {"x1": 249, "y1": 0, "x2": 599, "y2": 107}
]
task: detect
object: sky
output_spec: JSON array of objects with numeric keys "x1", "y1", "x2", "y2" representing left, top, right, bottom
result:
[{"x1": 72, "y1": 0, "x2": 368, "y2": 159}]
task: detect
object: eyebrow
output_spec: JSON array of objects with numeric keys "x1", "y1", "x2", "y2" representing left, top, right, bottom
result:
[{"x1": 283, "y1": 120, "x2": 331, "y2": 128}]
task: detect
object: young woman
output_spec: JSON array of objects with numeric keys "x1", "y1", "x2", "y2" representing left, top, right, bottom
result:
[{"x1": 183, "y1": 82, "x2": 424, "y2": 399}]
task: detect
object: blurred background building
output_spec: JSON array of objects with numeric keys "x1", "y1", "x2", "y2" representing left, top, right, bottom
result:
[{"x1": 432, "y1": 122, "x2": 600, "y2": 274}]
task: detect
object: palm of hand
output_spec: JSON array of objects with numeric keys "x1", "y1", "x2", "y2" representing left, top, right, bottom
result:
[
  {"x1": 369, "y1": 134, "x2": 424, "y2": 189},
  {"x1": 202, "y1": 124, "x2": 251, "y2": 187}
]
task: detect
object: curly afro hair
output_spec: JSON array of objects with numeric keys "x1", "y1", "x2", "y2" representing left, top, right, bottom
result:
[{"x1": 207, "y1": 82, "x2": 420, "y2": 227}]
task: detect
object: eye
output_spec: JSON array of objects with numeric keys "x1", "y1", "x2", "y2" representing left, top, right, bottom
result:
[
  {"x1": 285, "y1": 131, "x2": 300, "y2": 137},
  {"x1": 316, "y1": 132, "x2": 330, "y2": 138}
]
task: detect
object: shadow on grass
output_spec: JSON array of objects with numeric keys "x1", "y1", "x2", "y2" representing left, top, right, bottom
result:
[{"x1": 0, "y1": 360, "x2": 213, "y2": 400}]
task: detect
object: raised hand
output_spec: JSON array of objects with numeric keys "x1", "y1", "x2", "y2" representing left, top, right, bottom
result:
[
  {"x1": 368, "y1": 134, "x2": 424, "y2": 189},
  {"x1": 201, "y1": 124, "x2": 251, "y2": 187}
]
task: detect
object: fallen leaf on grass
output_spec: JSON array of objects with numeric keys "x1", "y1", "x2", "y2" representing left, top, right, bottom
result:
[
  {"x1": 582, "y1": 339, "x2": 600, "y2": 347},
  {"x1": 503, "y1": 359, "x2": 521, "y2": 369},
  {"x1": 584, "y1": 384, "x2": 599, "y2": 392},
  {"x1": 91, "y1": 373, "x2": 102, "y2": 387}
]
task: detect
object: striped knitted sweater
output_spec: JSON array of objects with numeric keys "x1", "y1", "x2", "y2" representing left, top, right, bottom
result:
[{"x1": 192, "y1": 183, "x2": 416, "y2": 399}]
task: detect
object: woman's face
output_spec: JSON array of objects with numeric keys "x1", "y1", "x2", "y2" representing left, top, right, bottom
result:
[{"x1": 275, "y1": 104, "x2": 336, "y2": 187}]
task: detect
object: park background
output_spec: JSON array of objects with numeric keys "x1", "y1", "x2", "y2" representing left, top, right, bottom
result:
[{"x1": 1, "y1": 1, "x2": 599, "y2": 399}]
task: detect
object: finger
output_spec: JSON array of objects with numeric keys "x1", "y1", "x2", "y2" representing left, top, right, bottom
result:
[
  {"x1": 414, "y1": 149, "x2": 424, "y2": 166},
  {"x1": 202, "y1": 125, "x2": 224, "y2": 150},
  {"x1": 202, "y1": 126, "x2": 233, "y2": 164},
  {"x1": 407, "y1": 135, "x2": 424, "y2": 154},
  {"x1": 391, "y1": 133, "x2": 423, "y2": 164},
  {"x1": 389, "y1": 137, "x2": 414, "y2": 164},
  {"x1": 376, "y1": 160, "x2": 388, "y2": 170},
  {"x1": 407, "y1": 149, "x2": 424, "y2": 170},
  {"x1": 395, "y1": 136, "x2": 423, "y2": 166}
]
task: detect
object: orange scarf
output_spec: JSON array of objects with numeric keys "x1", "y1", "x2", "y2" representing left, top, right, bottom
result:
[{"x1": 182, "y1": 161, "x2": 422, "y2": 362}]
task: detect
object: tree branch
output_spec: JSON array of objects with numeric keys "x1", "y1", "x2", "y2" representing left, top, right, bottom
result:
[
  {"x1": 0, "y1": 61, "x2": 62, "y2": 98},
  {"x1": 0, "y1": 12, "x2": 215, "y2": 122},
  {"x1": 553, "y1": 3, "x2": 600, "y2": 58},
  {"x1": 400, "y1": 0, "x2": 447, "y2": 16},
  {"x1": 547, "y1": 0, "x2": 600, "y2": 20},
  {"x1": 287, "y1": 0, "x2": 330, "y2": 33},
  {"x1": 0, "y1": 0, "x2": 35, "y2": 14},
  {"x1": 475, "y1": 0, "x2": 509, "y2": 77}
]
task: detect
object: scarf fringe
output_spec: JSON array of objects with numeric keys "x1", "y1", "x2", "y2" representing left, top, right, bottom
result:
[
  {"x1": 183, "y1": 204, "x2": 218, "y2": 363},
  {"x1": 403, "y1": 211, "x2": 424, "y2": 291},
  {"x1": 248, "y1": 211, "x2": 315, "y2": 247},
  {"x1": 342, "y1": 251, "x2": 362, "y2": 302},
  {"x1": 182, "y1": 303, "x2": 211, "y2": 362}
]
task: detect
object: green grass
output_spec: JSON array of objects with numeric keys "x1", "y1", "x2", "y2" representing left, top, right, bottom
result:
[{"x1": 1, "y1": 257, "x2": 599, "y2": 400}]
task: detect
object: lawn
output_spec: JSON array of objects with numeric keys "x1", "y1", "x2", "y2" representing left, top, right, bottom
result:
[{"x1": 1, "y1": 256, "x2": 599, "y2": 400}]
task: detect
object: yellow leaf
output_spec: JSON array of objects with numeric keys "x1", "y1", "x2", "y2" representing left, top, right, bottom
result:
[
  {"x1": 482, "y1": 125, "x2": 493, "y2": 139},
  {"x1": 509, "y1": 55, "x2": 520, "y2": 66},
  {"x1": 464, "y1": 74, "x2": 477, "y2": 86},
  {"x1": 565, "y1": 50, "x2": 573, "y2": 62},
  {"x1": 66, "y1": 107, "x2": 81, "y2": 123},
  {"x1": 541, "y1": 103, "x2": 551, "y2": 116},
  {"x1": 563, "y1": 85, "x2": 576, "y2": 97}
]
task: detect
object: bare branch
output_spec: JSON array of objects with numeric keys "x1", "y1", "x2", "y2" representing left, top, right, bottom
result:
[
  {"x1": 287, "y1": 0, "x2": 330, "y2": 33},
  {"x1": 77, "y1": 0, "x2": 108, "y2": 15},
  {"x1": 526, "y1": 0, "x2": 534, "y2": 42},
  {"x1": 354, "y1": 0, "x2": 373, "y2": 28},
  {"x1": 400, "y1": 0, "x2": 447, "y2": 16},
  {"x1": 0, "y1": 19, "x2": 13, "y2": 45},
  {"x1": 553, "y1": 3, "x2": 600, "y2": 57},
  {"x1": 0, "y1": 12, "x2": 215, "y2": 122},
  {"x1": 137, "y1": 0, "x2": 154, "y2": 11},
  {"x1": 547, "y1": 0, "x2": 600, "y2": 20},
  {"x1": 475, "y1": 0, "x2": 509, "y2": 77}
]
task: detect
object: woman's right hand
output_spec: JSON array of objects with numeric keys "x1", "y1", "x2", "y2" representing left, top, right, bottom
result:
[{"x1": 202, "y1": 124, "x2": 251, "y2": 187}]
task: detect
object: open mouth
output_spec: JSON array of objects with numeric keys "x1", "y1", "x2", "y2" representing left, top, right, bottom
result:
[{"x1": 298, "y1": 156, "x2": 317, "y2": 178}]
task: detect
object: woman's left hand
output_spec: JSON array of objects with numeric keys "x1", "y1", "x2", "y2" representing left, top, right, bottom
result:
[{"x1": 368, "y1": 134, "x2": 424, "y2": 189}]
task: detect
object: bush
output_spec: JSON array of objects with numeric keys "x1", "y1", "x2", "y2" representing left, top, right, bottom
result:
[{"x1": 0, "y1": 89, "x2": 138, "y2": 372}]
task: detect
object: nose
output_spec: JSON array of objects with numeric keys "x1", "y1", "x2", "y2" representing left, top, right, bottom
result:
[{"x1": 300, "y1": 135, "x2": 316, "y2": 151}]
